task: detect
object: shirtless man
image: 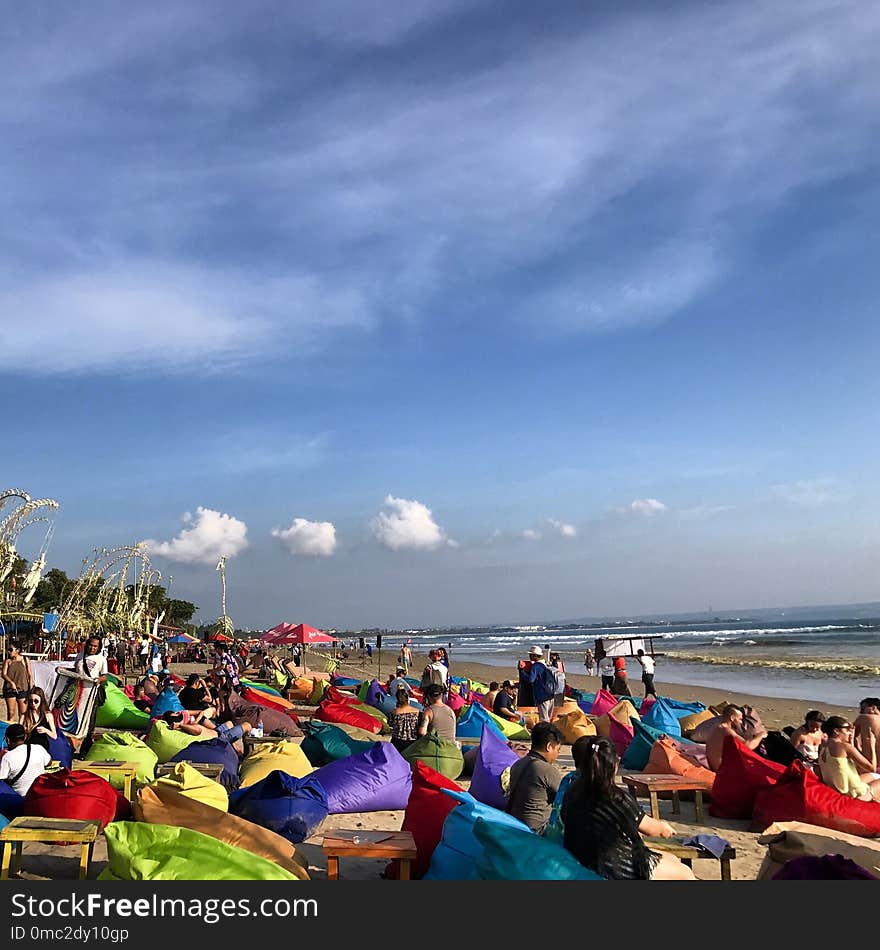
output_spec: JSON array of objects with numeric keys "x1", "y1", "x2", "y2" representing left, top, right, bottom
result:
[
  {"x1": 706, "y1": 704, "x2": 768, "y2": 771},
  {"x1": 853, "y1": 698, "x2": 880, "y2": 771},
  {"x1": 789, "y1": 710, "x2": 826, "y2": 766}
]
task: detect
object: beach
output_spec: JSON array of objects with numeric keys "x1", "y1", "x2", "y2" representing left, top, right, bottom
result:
[{"x1": 7, "y1": 650, "x2": 869, "y2": 883}]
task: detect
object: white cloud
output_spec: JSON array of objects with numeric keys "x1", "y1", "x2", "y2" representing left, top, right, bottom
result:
[
  {"x1": 547, "y1": 519, "x2": 577, "y2": 538},
  {"x1": 272, "y1": 518, "x2": 337, "y2": 557},
  {"x1": 628, "y1": 498, "x2": 668, "y2": 515},
  {"x1": 143, "y1": 506, "x2": 249, "y2": 565},
  {"x1": 772, "y1": 478, "x2": 839, "y2": 507},
  {"x1": 521, "y1": 529, "x2": 542, "y2": 541},
  {"x1": 372, "y1": 495, "x2": 454, "y2": 550}
]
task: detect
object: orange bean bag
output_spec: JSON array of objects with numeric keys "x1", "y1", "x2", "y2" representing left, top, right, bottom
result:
[
  {"x1": 644, "y1": 737, "x2": 716, "y2": 785},
  {"x1": 553, "y1": 707, "x2": 597, "y2": 745}
]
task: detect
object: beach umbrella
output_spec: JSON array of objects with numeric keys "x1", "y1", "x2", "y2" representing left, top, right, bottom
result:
[
  {"x1": 270, "y1": 623, "x2": 336, "y2": 672},
  {"x1": 262, "y1": 622, "x2": 296, "y2": 643}
]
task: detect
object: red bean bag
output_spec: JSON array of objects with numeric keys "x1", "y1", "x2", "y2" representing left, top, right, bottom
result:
[
  {"x1": 313, "y1": 701, "x2": 383, "y2": 735},
  {"x1": 384, "y1": 759, "x2": 462, "y2": 880},
  {"x1": 24, "y1": 769, "x2": 130, "y2": 829},
  {"x1": 709, "y1": 735, "x2": 785, "y2": 819},
  {"x1": 326, "y1": 685, "x2": 361, "y2": 705},
  {"x1": 753, "y1": 761, "x2": 880, "y2": 838}
]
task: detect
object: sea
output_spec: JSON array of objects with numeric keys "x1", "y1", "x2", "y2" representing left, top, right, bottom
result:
[{"x1": 389, "y1": 617, "x2": 880, "y2": 709}]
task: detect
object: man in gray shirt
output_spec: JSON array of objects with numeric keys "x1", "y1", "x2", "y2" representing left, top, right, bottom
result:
[{"x1": 505, "y1": 722, "x2": 563, "y2": 833}]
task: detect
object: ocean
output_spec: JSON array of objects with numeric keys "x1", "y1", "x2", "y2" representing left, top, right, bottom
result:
[{"x1": 390, "y1": 617, "x2": 880, "y2": 709}]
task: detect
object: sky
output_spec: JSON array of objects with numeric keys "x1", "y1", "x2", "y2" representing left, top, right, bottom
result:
[{"x1": 2, "y1": 0, "x2": 879, "y2": 631}]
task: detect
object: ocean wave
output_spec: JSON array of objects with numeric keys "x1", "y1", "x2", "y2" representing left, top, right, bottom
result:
[
  {"x1": 659, "y1": 624, "x2": 858, "y2": 640},
  {"x1": 665, "y1": 652, "x2": 880, "y2": 676}
]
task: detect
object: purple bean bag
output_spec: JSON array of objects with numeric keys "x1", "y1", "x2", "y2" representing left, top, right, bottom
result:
[
  {"x1": 170, "y1": 737, "x2": 241, "y2": 791},
  {"x1": 310, "y1": 742, "x2": 412, "y2": 814},
  {"x1": 228, "y1": 771, "x2": 329, "y2": 844},
  {"x1": 469, "y1": 724, "x2": 519, "y2": 810},
  {"x1": 365, "y1": 679, "x2": 397, "y2": 716}
]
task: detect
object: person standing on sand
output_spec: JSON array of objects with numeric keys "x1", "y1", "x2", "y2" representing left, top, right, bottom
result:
[
  {"x1": 583, "y1": 649, "x2": 595, "y2": 676},
  {"x1": 597, "y1": 654, "x2": 614, "y2": 691},
  {"x1": 520, "y1": 646, "x2": 556, "y2": 723},
  {"x1": 853, "y1": 698, "x2": 880, "y2": 771},
  {"x1": 636, "y1": 649, "x2": 657, "y2": 698}
]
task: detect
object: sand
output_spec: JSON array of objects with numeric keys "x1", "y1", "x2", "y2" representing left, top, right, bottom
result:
[{"x1": 5, "y1": 651, "x2": 866, "y2": 882}]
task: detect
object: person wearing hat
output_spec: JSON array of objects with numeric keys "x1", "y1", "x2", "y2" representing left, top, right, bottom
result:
[
  {"x1": 520, "y1": 646, "x2": 555, "y2": 723},
  {"x1": 386, "y1": 667, "x2": 412, "y2": 697}
]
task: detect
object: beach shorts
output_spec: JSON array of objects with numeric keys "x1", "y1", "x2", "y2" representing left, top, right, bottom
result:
[
  {"x1": 2, "y1": 687, "x2": 27, "y2": 699},
  {"x1": 216, "y1": 723, "x2": 245, "y2": 744}
]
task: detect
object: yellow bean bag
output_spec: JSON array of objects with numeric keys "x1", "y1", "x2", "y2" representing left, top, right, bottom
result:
[
  {"x1": 287, "y1": 677, "x2": 315, "y2": 702},
  {"x1": 134, "y1": 783, "x2": 309, "y2": 879},
  {"x1": 554, "y1": 708, "x2": 597, "y2": 745},
  {"x1": 551, "y1": 698, "x2": 582, "y2": 721},
  {"x1": 307, "y1": 677, "x2": 328, "y2": 705},
  {"x1": 678, "y1": 708, "x2": 717, "y2": 738},
  {"x1": 150, "y1": 761, "x2": 228, "y2": 812},
  {"x1": 239, "y1": 741, "x2": 314, "y2": 788}
]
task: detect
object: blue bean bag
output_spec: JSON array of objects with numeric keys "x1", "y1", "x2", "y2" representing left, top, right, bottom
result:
[
  {"x1": 229, "y1": 772, "x2": 329, "y2": 844},
  {"x1": 170, "y1": 737, "x2": 240, "y2": 790},
  {"x1": 0, "y1": 781, "x2": 24, "y2": 819},
  {"x1": 365, "y1": 680, "x2": 397, "y2": 716},
  {"x1": 150, "y1": 687, "x2": 185, "y2": 717},
  {"x1": 663, "y1": 698, "x2": 708, "y2": 717},
  {"x1": 469, "y1": 724, "x2": 519, "y2": 810},
  {"x1": 300, "y1": 722, "x2": 376, "y2": 767},
  {"x1": 456, "y1": 702, "x2": 507, "y2": 744},
  {"x1": 48, "y1": 731, "x2": 74, "y2": 770},
  {"x1": 331, "y1": 676, "x2": 361, "y2": 690},
  {"x1": 473, "y1": 817, "x2": 605, "y2": 880},
  {"x1": 0, "y1": 813, "x2": 8, "y2": 831},
  {"x1": 310, "y1": 742, "x2": 412, "y2": 814},
  {"x1": 639, "y1": 696, "x2": 682, "y2": 738},
  {"x1": 424, "y1": 789, "x2": 531, "y2": 880},
  {"x1": 622, "y1": 719, "x2": 671, "y2": 770},
  {"x1": 0, "y1": 722, "x2": 8, "y2": 746}
]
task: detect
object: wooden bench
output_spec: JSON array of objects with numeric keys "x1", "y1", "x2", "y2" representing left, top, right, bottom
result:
[
  {"x1": 155, "y1": 762, "x2": 225, "y2": 783},
  {"x1": 643, "y1": 835, "x2": 737, "y2": 880},
  {"x1": 78, "y1": 760, "x2": 140, "y2": 800},
  {"x1": 622, "y1": 773, "x2": 714, "y2": 824},
  {"x1": 0, "y1": 817, "x2": 99, "y2": 880},
  {"x1": 321, "y1": 830, "x2": 417, "y2": 880}
]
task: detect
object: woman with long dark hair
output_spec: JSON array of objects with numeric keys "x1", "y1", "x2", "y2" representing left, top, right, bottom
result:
[
  {"x1": 21, "y1": 686, "x2": 58, "y2": 753},
  {"x1": 561, "y1": 736, "x2": 695, "y2": 880}
]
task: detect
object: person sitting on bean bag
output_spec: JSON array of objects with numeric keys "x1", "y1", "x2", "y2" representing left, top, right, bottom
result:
[{"x1": 161, "y1": 711, "x2": 251, "y2": 756}]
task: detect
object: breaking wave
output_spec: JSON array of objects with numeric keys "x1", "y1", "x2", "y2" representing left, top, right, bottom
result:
[{"x1": 665, "y1": 652, "x2": 880, "y2": 677}]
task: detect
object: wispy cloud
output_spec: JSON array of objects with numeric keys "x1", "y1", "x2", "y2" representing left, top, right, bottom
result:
[
  {"x1": 143, "y1": 506, "x2": 249, "y2": 564},
  {"x1": 521, "y1": 529, "x2": 542, "y2": 541},
  {"x1": 547, "y1": 519, "x2": 577, "y2": 538},
  {"x1": 272, "y1": 518, "x2": 337, "y2": 557},
  {"x1": 626, "y1": 499, "x2": 668, "y2": 516},
  {"x1": 772, "y1": 478, "x2": 841, "y2": 507},
  {"x1": 372, "y1": 495, "x2": 455, "y2": 550}
]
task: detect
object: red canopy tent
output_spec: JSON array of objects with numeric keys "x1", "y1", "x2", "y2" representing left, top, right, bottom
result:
[
  {"x1": 269, "y1": 623, "x2": 336, "y2": 674},
  {"x1": 261, "y1": 622, "x2": 295, "y2": 643}
]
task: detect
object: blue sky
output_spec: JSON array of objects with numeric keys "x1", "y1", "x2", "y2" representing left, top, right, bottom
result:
[{"x1": 2, "y1": 0, "x2": 879, "y2": 630}]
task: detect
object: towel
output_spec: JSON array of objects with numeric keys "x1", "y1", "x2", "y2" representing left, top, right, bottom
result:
[{"x1": 681, "y1": 833, "x2": 730, "y2": 859}]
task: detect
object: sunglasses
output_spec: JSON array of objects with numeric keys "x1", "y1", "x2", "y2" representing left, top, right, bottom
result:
[{"x1": 29, "y1": 697, "x2": 42, "y2": 704}]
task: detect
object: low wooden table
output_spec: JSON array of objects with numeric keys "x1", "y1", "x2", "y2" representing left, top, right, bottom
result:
[
  {"x1": 322, "y1": 830, "x2": 417, "y2": 880},
  {"x1": 622, "y1": 773, "x2": 713, "y2": 824},
  {"x1": 643, "y1": 835, "x2": 737, "y2": 880},
  {"x1": 78, "y1": 760, "x2": 140, "y2": 800},
  {"x1": 0, "y1": 817, "x2": 99, "y2": 880},
  {"x1": 155, "y1": 762, "x2": 225, "y2": 782}
]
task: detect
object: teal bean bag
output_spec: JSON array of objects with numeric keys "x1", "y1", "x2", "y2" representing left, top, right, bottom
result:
[{"x1": 473, "y1": 816, "x2": 605, "y2": 879}]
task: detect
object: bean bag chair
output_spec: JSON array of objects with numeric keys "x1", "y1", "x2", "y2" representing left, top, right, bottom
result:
[
  {"x1": 149, "y1": 761, "x2": 228, "y2": 812},
  {"x1": 403, "y1": 733, "x2": 464, "y2": 781},
  {"x1": 551, "y1": 698, "x2": 582, "y2": 722},
  {"x1": 241, "y1": 686, "x2": 296, "y2": 713},
  {"x1": 313, "y1": 701, "x2": 383, "y2": 735},
  {"x1": 689, "y1": 714, "x2": 723, "y2": 744},
  {"x1": 348, "y1": 701, "x2": 388, "y2": 732},
  {"x1": 456, "y1": 702, "x2": 507, "y2": 744},
  {"x1": 588, "y1": 689, "x2": 620, "y2": 718},
  {"x1": 483, "y1": 706, "x2": 529, "y2": 741},
  {"x1": 772, "y1": 853, "x2": 879, "y2": 880},
  {"x1": 678, "y1": 708, "x2": 716, "y2": 738},
  {"x1": 133, "y1": 783, "x2": 308, "y2": 878},
  {"x1": 761, "y1": 730, "x2": 813, "y2": 768},
  {"x1": 228, "y1": 772, "x2": 329, "y2": 843},
  {"x1": 319, "y1": 719, "x2": 386, "y2": 744},
  {"x1": 554, "y1": 707, "x2": 597, "y2": 745},
  {"x1": 644, "y1": 737, "x2": 716, "y2": 785},
  {"x1": 85, "y1": 731, "x2": 158, "y2": 786},
  {"x1": 95, "y1": 681, "x2": 151, "y2": 730},
  {"x1": 445, "y1": 690, "x2": 466, "y2": 714},
  {"x1": 356, "y1": 679, "x2": 370, "y2": 701},
  {"x1": 47, "y1": 731, "x2": 74, "y2": 770},
  {"x1": 312, "y1": 742, "x2": 412, "y2": 813},
  {"x1": 170, "y1": 737, "x2": 241, "y2": 791},
  {"x1": 307, "y1": 678, "x2": 328, "y2": 705},
  {"x1": 150, "y1": 686, "x2": 185, "y2": 717},
  {"x1": 0, "y1": 721, "x2": 7, "y2": 745},
  {"x1": 99, "y1": 821, "x2": 300, "y2": 880},
  {"x1": 239, "y1": 741, "x2": 314, "y2": 787},
  {"x1": 287, "y1": 678, "x2": 315, "y2": 703},
  {"x1": 0, "y1": 780, "x2": 24, "y2": 819},
  {"x1": 300, "y1": 721, "x2": 376, "y2": 767},
  {"x1": 0, "y1": 813, "x2": 7, "y2": 831},
  {"x1": 639, "y1": 696, "x2": 682, "y2": 738},
  {"x1": 224, "y1": 689, "x2": 302, "y2": 737},
  {"x1": 24, "y1": 769, "x2": 129, "y2": 829},
  {"x1": 469, "y1": 725, "x2": 519, "y2": 810},
  {"x1": 384, "y1": 760, "x2": 462, "y2": 880},
  {"x1": 424, "y1": 789, "x2": 532, "y2": 880},
  {"x1": 365, "y1": 679, "x2": 397, "y2": 716},
  {"x1": 753, "y1": 760, "x2": 880, "y2": 838},
  {"x1": 594, "y1": 702, "x2": 638, "y2": 757},
  {"x1": 240, "y1": 679, "x2": 284, "y2": 698},
  {"x1": 709, "y1": 735, "x2": 785, "y2": 819},
  {"x1": 331, "y1": 676, "x2": 361, "y2": 689},
  {"x1": 757, "y1": 819, "x2": 880, "y2": 880},
  {"x1": 144, "y1": 720, "x2": 203, "y2": 764},
  {"x1": 473, "y1": 816, "x2": 605, "y2": 880},
  {"x1": 664, "y1": 698, "x2": 707, "y2": 716},
  {"x1": 622, "y1": 719, "x2": 675, "y2": 771}
]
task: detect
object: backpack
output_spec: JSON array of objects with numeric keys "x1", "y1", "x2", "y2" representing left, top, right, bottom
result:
[
  {"x1": 420, "y1": 664, "x2": 444, "y2": 691},
  {"x1": 535, "y1": 662, "x2": 557, "y2": 700}
]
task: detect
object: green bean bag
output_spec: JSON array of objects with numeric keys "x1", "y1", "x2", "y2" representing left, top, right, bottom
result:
[
  {"x1": 95, "y1": 682, "x2": 151, "y2": 730},
  {"x1": 484, "y1": 706, "x2": 530, "y2": 741},
  {"x1": 85, "y1": 732, "x2": 157, "y2": 787},
  {"x1": 99, "y1": 821, "x2": 301, "y2": 880},
  {"x1": 300, "y1": 722, "x2": 376, "y2": 767},
  {"x1": 144, "y1": 720, "x2": 203, "y2": 764},
  {"x1": 403, "y1": 733, "x2": 464, "y2": 780},
  {"x1": 149, "y1": 761, "x2": 228, "y2": 812}
]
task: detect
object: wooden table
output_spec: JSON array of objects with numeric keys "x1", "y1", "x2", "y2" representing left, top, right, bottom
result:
[
  {"x1": 155, "y1": 762, "x2": 225, "y2": 783},
  {"x1": 622, "y1": 773, "x2": 713, "y2": 823},
  {"x1": 0, "y1": 817, "x2": 99, "y2": 880},
  {"x1": 643, "y1": 835, "x2": 737, "y2": 881},
  {"x1": 322, "y1": 830, "x2": 417, "y2": 880},
  {"x1": 78, "y1": 760, "x2": 140, "y2": 800}
]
